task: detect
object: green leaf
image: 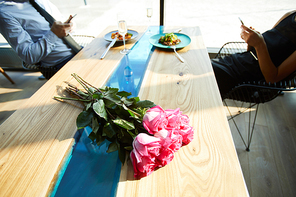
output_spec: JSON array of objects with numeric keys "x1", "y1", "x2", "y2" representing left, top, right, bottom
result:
[
  {"x1": 113, "y1": 118, "x2": 135, "y2": 130},
  {"x1": 104, "y1": 99, "x2": 117, "y2": 109},
  {"x1": 107, "y1": 142, "x2": 118, "y2": 153},
  {"x1": 117, "y1": 91, "x2": 132, "y2": 98},
  {"x1": 115, "y1": 105, "x2": 130, "y2": 118},
  {"x1": 124, "y1": 146, "x2": 133, "y2": 151},
  {"x1": 135, "y1": 100, "x2": 156, "y2": 108},
  {"x1": 126, "y1": 109, "x2": 136, "y2": 118},
  {"x1": 92, "y1": 117, "x2": 100, "y2": 134},
  {"x1": 118, "y1": 144, "x2": 126, "y2": 164},
  {"x1": 88, "y1": 132, "x2": 96, "y2": 142},
  {"x1": 122, "y1": 105, "x2": 141, "y2": 118},
  {"x1": 85, "y1": 102, "x2": 92, "y2": 111},
  {"x1": 104, "y1": 93, "x2": 121, "y2": 105},
  {"x1": 129, "y1": 96, "x2": 140, "y2": 103},
  {"x1": 106, "y1": 87, "x2": 119, "y2": 94},
  {"x1": 93, "y1": 99, "x2": 108, "y2": 120},
  {"x1": 76, "y1": 110, "x2": 94, "y2": 129},
  {"x1": 126, "y1": 130, "x2": 137, "y2": 139},
  {"x1": 121, "y1": 97, "x2": 134, "y2": 106},
  {"x1": 92, "y1": 92, "x2": 103, "y2": 100},
  {"x1": 96, "y1": 135, "x2": 106, "y2": 146},
  {"x1": 103, "y1": 122, "x2": 116, "y2": 138},
  {"x1": 77, "y1": 90, "x2": 89, "y2": 98},
  {"x1": 118, "y1": 131, "x2": 134, "y2": 144},
  {"x1": 88, "y1": 87, "x2": 96, "y2": 94},
  {"x1": 103, "y1": 88, "x2": 122, "y2": 105}
]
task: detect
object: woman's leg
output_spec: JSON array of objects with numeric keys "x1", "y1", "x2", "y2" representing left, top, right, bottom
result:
[{"x1": 211, "y1": 59, "x2": 239, "y2": 98}]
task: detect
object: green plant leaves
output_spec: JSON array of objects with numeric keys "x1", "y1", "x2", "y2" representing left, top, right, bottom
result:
[
  {"x1": 103, "y1": 123, "x2": 116, "y2": 138},
  {"x1": 107, "y1": 142, "x2": 118, "y2": 153},
  {"x1": 76, "y1": 110, "x2": 94, "y2": 129},
  {"x1": 56, "y1": 74, "x2": 157, "y2": 165},
  {"x1": 113, "y1": 118, "x2": 135, "y2": 130},
  {"x1": 135, "y1": 100, "x2": 156, "y2": 108},
  {"x1": 93, "y1": 99, "x2": 108, "y2": 120}
]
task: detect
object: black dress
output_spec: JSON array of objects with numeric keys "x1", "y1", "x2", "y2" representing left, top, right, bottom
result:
[{"x1": 211, "y1": 12, "x2": 296, "y2": 97}]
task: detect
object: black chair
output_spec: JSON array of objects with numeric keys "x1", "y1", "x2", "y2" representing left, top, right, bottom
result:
[
  {"x1": 22, "y1": 35, "x2": 95, "y2": 79},
  {"x1": 213, "y1": 42, "x2": 296, "y2": 151}
]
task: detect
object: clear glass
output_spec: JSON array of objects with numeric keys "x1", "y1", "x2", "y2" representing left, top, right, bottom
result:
[
  {"x1": 146, "y1": 8, "x2": 153, "y2": 34},
  {"x1": 117, "y1": 14, "x2": 131, "y2": 54},
  {"x1": 146, "y1": 1, "x2": 153, "y2": 34}
]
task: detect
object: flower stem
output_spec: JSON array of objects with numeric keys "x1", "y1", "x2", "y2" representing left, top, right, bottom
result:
[
  {"x1": 65, "y1": 87, "x2": 85, "y2": 99},
  {"x1": 54, "y1": 96, "x2": 91, "y2": 102},
  {"x1": 127, "y1": 107, "x2": 141, "y2": 117},
  {"x1": 74, "y1": 73, "x2": 102, "y2": 93}
]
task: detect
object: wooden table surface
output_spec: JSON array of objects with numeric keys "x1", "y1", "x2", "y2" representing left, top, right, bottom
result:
[{"x1": 0, "y1": 26, "x2": 248, "y2": 196}]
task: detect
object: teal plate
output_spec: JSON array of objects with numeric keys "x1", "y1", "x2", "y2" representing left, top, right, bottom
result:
[{"x1": 149, "y1": 33, "x2": 191, "y2": 49}]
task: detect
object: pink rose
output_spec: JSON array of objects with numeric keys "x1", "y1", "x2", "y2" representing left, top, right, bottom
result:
[
  {"x1": 156, "y1": 148, "x2": 174, "y2": 167},
  {"x1": 131, "y1": 151, "x2": 157, "y2": 179},
  {"x1": 178, "y1": 125, "x2": 194, "y2": 145},
  {"x1": 155, "y1": 129, "x2": 182, "y2": 167},
  {"x1": 130, "y1": 133, "x2": 162, "y2": 178},
  {"x1": 165, "y1": 108, "x2": 182, "y2": 129},
  {"x1": 165, "y1": 108, "x2": 194, "y2": 145},
  {"x1": 143, "y1": 105, "x2": 168, "y2": 135},
  {"x1": 167, "y1": 129, "x2": 183, "y2": 151},
  {"x1": 180, "y1": 114, "x2": 190, "y2": 126},
  {"x1": 159, "y1": 129, "x2": 182, "y2": 152},
  {"x1": 132, "y1": 106, "x2": 194, "y2": 178}
]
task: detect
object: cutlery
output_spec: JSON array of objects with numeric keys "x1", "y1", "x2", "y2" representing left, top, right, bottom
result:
[
  {"x1": 101, "y1": 36, "x2": 117, "y2": 59},
  {"x1": 170, "y1": 28, "x2": 184, "y2": 62},
  {"x1": 171, "y1": 45, "x2": 184, "y2": 63},
  {"x1": 174, "y1": 28, "x2": 182, "y2": 33}
]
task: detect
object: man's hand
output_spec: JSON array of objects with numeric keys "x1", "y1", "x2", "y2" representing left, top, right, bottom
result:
[{"x1": 50, "y1": 16, "x2": 74, "y2": 38}]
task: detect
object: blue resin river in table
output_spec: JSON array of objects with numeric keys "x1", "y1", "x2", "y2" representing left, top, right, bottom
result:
[{"x1": 52, "y1": 26, "x2": 163, "y2": 197}]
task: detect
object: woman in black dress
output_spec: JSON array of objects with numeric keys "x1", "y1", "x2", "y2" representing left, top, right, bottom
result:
[{"x1": 211, "y1": 10, "x2": 296, "y2": 98}]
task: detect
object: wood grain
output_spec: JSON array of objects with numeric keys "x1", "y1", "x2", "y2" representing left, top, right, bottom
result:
[
  {"x1": 2, "y1": 68, "x2": 296, "y2": 197},
  {"x1": 116, "y1": 27, "x2": 248, "y2": 196},
  {"x1": 0, "y1": 26, "x2": 146, "y2": 197}
]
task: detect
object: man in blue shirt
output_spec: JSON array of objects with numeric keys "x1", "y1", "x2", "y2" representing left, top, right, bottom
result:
[{"x1": 0, "y1": 0, "x2": 76, "y2": 79}]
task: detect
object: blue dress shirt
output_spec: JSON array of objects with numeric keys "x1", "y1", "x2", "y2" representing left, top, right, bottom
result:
[{"x1": 0, "y1": 0, "x2": 74, "y2": 67}]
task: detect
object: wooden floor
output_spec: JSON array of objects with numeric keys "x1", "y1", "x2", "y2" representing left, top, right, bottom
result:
[
  {"x1": 1, "y1": 70, "x2": 296, "y2": 196},
  {"x1": 0, "y1": 70, "x2": 46, "y2": 124},
  {"x1": 225, "y1": 92, "x2": 296, "y2": 197}
]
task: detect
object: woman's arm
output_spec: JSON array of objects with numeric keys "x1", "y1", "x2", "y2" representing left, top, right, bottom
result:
[{"x1": 240, "y1": 11, "x2": 296, "y2": 83}]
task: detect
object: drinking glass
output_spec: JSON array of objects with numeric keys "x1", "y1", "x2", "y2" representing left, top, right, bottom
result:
[
  {"x1": 117, "y1": 15, "x2": 131, "y2": 54},
  {"x1": 146, "y1": 2, "x2": 153, "y2": 34}
]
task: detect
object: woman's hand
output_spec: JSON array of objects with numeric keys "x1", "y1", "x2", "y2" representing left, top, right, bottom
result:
[{"x1": 240, "y1": 25, "x2": 265, "y2": 50}]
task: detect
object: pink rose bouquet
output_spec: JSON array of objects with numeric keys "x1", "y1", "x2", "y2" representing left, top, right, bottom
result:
[
  {"x1": 130, "y1": 105, "x2": 194, "y2": 179},
  {"x1": 55, "y1": 74, "x2": 194, "y2": 179}
]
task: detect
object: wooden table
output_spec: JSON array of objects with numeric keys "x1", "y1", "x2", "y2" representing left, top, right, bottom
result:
[{"x1": 0, "y1": 26, "x2": 249, "y2": 196}]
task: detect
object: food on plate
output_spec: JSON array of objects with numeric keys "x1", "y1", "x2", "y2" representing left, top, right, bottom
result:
[
  {"x1": 158, "y1": 33, "x2": 181, "y2": 46},
  {"x1": 111, "y1": 32, "x2": 133, "y2": 40}
]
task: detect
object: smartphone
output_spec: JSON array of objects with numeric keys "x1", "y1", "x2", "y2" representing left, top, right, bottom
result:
[
  {"x1": 66, "y1": 14, "x2": 77, "y2": 23},
  {"x1": 238, "y1": 17, "x2": 244, "y2": 25}
]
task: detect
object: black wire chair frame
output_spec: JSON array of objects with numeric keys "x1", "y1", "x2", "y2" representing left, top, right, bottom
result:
[{"x1": 214, "y1": 42, "x2": 296, "y2": 151}]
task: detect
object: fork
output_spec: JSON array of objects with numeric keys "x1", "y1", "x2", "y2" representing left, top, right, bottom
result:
[{"x1": 171, "y1": 45, "x2": 185, "y2": 63}]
